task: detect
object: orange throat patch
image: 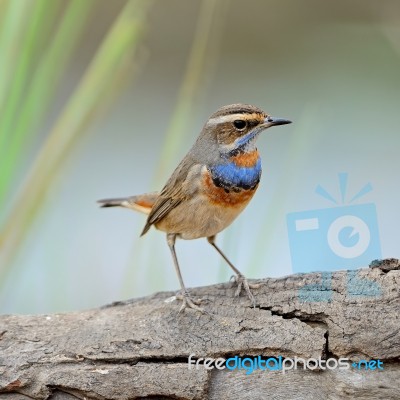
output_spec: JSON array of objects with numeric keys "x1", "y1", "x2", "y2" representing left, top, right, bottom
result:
[{"x1": 231, "y1": 149, "x2": 260, "y2": 167}]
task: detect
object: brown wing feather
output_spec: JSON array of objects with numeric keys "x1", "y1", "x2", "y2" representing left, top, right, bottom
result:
[{"x1": 141, "y1": 156, "x2": 198, "y2": 236}]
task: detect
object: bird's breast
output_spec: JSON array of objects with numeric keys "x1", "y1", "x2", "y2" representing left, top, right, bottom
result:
[
  {"x1": 202, "y1": 150, "x2": 261, "y2": 208},
  {"x1": 210, "y1": 150, "x2": 261, "y2": 190}
]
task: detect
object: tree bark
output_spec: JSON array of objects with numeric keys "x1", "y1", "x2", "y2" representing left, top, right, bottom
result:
[{"x1": 0, "y1": 259, "x2": 399, "y2": 400}]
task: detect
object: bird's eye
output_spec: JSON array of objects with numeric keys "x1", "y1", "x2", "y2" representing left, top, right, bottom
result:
[{"x1": 233, "y1": 120, "x2": 247, "y2": 130}]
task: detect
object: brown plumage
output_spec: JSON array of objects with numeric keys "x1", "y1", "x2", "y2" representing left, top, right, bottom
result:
[{"x1": 98, "y1": 103, "x2": 291, "y2": 312}]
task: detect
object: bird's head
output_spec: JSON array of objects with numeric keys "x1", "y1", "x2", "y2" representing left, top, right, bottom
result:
[{"x1": 203, "y1": 103, "x2": 291, "y2": 154}]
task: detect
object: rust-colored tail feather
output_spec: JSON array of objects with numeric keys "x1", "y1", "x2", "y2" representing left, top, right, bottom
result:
[{"x1": 97, "y1": 192, "x2": 159, "y2": 216}]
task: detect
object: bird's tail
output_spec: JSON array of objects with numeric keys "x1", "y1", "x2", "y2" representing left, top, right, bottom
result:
[{"x1": 97, "y1": 192, "x2": 159, "y2": 216}]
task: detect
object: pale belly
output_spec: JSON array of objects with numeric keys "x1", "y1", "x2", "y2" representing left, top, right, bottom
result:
[
  {"x1": 154, "y1": 194, "x2": 253, "y2": 239},
  {"x1": 155, "y1": 174, "x2": 258, "y2": 239}
]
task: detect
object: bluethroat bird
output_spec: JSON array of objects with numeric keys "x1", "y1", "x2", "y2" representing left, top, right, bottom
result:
[{"x1": 98, "y1": 104, "x2": 291, "y2": 312}]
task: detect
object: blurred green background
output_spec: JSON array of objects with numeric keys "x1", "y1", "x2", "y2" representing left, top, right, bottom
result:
[{"x1": 0, "y1": 0, "x2": 399, "y2": 314}]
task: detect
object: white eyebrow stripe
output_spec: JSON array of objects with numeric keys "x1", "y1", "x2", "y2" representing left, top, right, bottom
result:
[{"x1": 206, "y1": 113, "x2": 251, "y2": 125}]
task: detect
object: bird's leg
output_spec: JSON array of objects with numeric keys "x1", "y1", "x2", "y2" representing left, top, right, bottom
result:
[
  {"x1": 167, "y1": 233, "x2": 205, "y2": 313},
  {"x1": 207, "y1": 235, "x2": 259, "y2": 307}
]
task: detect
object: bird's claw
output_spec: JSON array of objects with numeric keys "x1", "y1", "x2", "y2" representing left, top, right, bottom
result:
[
  {"x1": 175, "y1": 291, "x2": 207, "y2": 314},
  {"x1": 231, "y1": 274, "x2": 259, "y2": 307}
]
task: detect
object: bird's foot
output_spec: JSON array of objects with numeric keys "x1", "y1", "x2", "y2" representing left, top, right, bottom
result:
[
  {"x1": 231, "y1": 274, "x2": 260, "y2": 307},
  {"x1": 175, "y1": 291, "x2": 207, "y2": 314}
]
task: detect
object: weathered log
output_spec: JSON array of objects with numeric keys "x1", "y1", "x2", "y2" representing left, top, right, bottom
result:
[{"x1": 0, "y1": 259, "x2": 399, "y2": 399}]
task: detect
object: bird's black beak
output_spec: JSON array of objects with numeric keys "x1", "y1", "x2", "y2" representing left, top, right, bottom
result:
[{"x1": 265, "y1": 116, "x2": 292, "y2": 126}]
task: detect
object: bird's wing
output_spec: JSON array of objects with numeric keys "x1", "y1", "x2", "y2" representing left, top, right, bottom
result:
[{"x1": 141, "y1": 156, "x2": 200, "y2": 235}]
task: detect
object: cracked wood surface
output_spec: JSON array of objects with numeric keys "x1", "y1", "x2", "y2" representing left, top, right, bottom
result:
[{"x1": 0, "y1": 260, "x2": 399, "y2": 399}]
